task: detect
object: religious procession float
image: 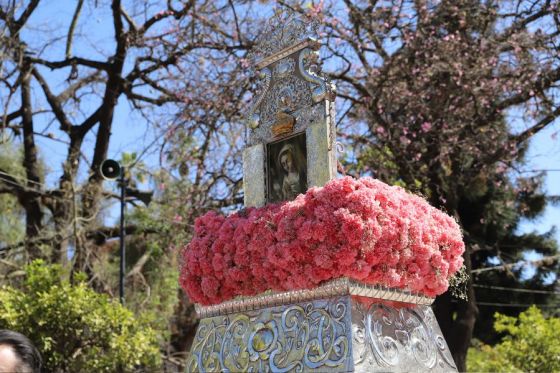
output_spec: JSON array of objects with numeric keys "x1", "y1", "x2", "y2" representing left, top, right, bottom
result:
[{"x1": 180, "y1": 10, "x2": 463, "y2": 373}]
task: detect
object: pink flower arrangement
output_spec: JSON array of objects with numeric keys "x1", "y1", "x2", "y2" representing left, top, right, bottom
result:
[{"x1": 179, "y1": 177, "x2": 464, "y2": 305}]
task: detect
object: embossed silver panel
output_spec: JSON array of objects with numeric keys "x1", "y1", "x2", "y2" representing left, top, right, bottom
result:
[
  {"x1": 307, "y1": 103, "x2": 336, "y2": 188},
  {"x1": 351, "y1": 301, "x2": 457, "y2": 372},
  {"x1": 247, "y1": 51, "x2": 332, "y2": 146},
  {"x1": 187, "y1": 297, "x2": 353, "y2": 373},
  {"x1": 250, "y1": 11, "x2": 319, "y2": 69},
  {"x1": 187, "y1": 282, "x2": 457, "y2": 372},
  {"x1": 243, "y1": 144, "x2": 266, "y2": 207}
]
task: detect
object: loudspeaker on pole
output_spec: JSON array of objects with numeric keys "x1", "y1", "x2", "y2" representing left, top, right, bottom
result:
[{"x1": 100, "y1": 159, "x2": 121, "y2": 180}]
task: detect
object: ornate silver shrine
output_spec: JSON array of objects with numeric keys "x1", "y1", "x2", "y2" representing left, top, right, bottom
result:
[
  {"x1": 243, "y1": 9, "x2": 336, "y2": 207},
  {"x1": 186, "y1": 9, "x2": 458, "y2": 372},
  {"x1": 186, "y1": 278, "x2": 457, "y2": 372}
]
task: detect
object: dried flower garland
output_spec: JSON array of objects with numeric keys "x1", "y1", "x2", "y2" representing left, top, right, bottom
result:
[{"x1": 180, "y1": 177, "x2": 464, "y2": 305}]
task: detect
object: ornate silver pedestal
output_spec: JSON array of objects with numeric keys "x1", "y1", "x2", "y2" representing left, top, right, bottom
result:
[{"x1": 186, "y1": 279, "x2": 457, "y2": 372}]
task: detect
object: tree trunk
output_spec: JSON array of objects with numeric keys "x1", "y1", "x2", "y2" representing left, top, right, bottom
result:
[
  {"x1": 20, "y1": 61, "x2": 44, "y2": 260},
  {"x1": 434, "y1": 246, "x2": 478, "y2": 372}
]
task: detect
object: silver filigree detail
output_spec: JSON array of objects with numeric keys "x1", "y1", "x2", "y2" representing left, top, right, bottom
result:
[
  {"x1": 251, "y1": 9, "x2": 319, "y2": 68},
  {"x1": 299, "y1": 48, "x2": 333, "y2": 103},
  {"x1": 247, "y1": 68, "x2": 272, "y2": 129},
  {"x1": 261, "y1": 73, "x2": 313, "y2": 125},
  {"x1": 245, "y1": 9, "x2": 334, "y2": 146},
  {"x1": 189, "y1": 295, "x2": 457, "y2": 372},
  {"x1": 273, "y1": 58, "x2": 296, "y2": 78},
  {"x1": 188, "y1": 297, "x2": 351, "y2": 372},
  {"x1": 352, "y1": 302, "x2": 458, "y2": 372},
  {"x1": 195, "y1": 278, "x2": 433, "y2": 318}
]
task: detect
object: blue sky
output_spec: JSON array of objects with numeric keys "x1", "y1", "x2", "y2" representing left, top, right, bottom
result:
[
  {"x1": 520, "y1": 126, "x2": 560, "y2": 240},
  {"x1": 7, "y1": 1, "x2": 560, "y2": 251}
]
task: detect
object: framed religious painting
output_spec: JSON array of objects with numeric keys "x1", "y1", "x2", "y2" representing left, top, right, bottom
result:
[{"x1": 266, "y1": 132, "x2": 308, "y2": 203}]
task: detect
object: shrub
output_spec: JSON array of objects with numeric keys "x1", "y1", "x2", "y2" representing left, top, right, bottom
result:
[
  {"x1": 0, "y1": 260, "x2": 161, "y2": 372},
  {"x1": 467, "y1": 306, "x2": 560, "y2": 372}
]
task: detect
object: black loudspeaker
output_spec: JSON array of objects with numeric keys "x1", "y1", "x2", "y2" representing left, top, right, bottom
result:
[{"x1": 100, "y1": 159, "x2": 121, "y2": 180}]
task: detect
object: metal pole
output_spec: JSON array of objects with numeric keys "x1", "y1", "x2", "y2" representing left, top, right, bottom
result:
[{"x1": 119, "y1": 167, "x2": 126, "y2": 304}]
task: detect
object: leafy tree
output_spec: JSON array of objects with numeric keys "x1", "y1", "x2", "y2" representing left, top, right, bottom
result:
[
  {"x1": 0, "y1": 1, "x2": 255, "y2": 367},
  {"x1": 467, "y1": 306, "x2": 560, "y2": 372},
  {"x1": 277, "y1": 1, "x2": 560, "y2": 369},
  {"x1": 0, "y1": 260, "x2": 161, "y2": 372},
  {"x1": 494, "y1": 306, "x2": 560, "y2": 372}
]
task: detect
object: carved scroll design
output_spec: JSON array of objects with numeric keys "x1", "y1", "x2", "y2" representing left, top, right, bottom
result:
[
  {"x1": 299, "y1": 48, "x2": 330, "y2": 103},
  {"x1": 187, "y1": 298, "x2": 350, "y2": 372},
  {"x1": 424, "y1": 307, "x2": 458, "y2": 369},
  {"x1": 353, "y1": 302, "x2": 457, "y2": 371},
  {"x1": 259, "y1": 72, "x2": 313, "y2": 127},
  {"x1": 250, "y1": 9, "x2": 319, "y2": 65},
  {"x1": 247, "y1": 68, "x2": 272, "y2": 129}
]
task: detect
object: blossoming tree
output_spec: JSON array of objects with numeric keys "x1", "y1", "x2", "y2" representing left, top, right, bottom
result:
[{"x1": 279, "y1": 0, "x2": 560, "y2": 370}]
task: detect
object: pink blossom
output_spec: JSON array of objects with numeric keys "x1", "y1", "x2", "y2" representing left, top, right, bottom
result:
[
  {"x1": 421, "y1": 122, "x2": 432, "y2": 132},
  {"x1": 239, "y1": 58, "x2": 250, "y2": 69},
  {"x1": 179, "y1": 177, "x2": 465, "y2": 305}
]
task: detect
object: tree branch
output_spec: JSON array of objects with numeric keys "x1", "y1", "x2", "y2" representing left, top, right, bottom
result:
[
  {"x1": 86, "y1": 225, "x2": 159, "y2": 245},
  {"x1": 13, "y1": 0, "x2": 40, "y2": 32},
  {"x1": 120, "y1": 5, "x2": 138, "y2": 32},
  {"x1": 137, "y1": 1, "x2": 194, "y2": 36},
  {"x1": 497, "y1": 67, "x2": 560, "y2": 110},
  {"x1": 514, "y1": 106, "x2": 560, "y2": 145},
  {"x1": 1, "y1": 108, "x2": 22, "y2": 126},
  {"x1": 57, "y1": 71, "x2": 103, "y2": 102},
  {"x1": 0, "y1": 168, "x2": 26, "y2": 198},
  {"x1": 65, "y1": 0, "x2": 84, "y2": 59},
  {"x1": 31, "y1": 67, "x2": 73, "y2": 132},
  {"x1": 126, "y1": 250, "x2": 151, "y2": 278},
  {"x1": 29, "y1": 56, "x2": 111, "y2": 71},
  {"x1": 472, "y1": 254, "x2": 560, "y2": 273},
  {"x1": 76, "y1": 107, "x2": 102, "y2": 135}
]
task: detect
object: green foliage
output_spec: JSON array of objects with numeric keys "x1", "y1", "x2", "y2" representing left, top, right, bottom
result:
[
  {"x1": 89, "y1": 201, "x2": 184, "y2": 344},
  {"x1": 467, "y1": 340, "x2": 521, "y2": 373},
  {"x1": 467, "y1": 306, "x2": 560, "y2": 372},
  {"x1": 0, "y1": 142, "x2": 25, "y2": 247},
  {"x1": 494, "y1": 306, "x2": 560, "y2": 372},
  {"x1": 0, "y1": 260, "x2": 161, "y2": 372}
]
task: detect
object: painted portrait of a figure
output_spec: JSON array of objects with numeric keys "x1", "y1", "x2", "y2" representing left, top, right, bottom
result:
[{"x1": 267, "y1": 133, "x2": 307, "y2": 203}]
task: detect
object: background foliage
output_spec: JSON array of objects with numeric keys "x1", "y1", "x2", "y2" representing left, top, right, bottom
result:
[
  {"x1": 467, "y1": 306, "x2": 560, "y2": 372},
  {"x1": 0, "y1": 260, "x2": 161, "y2": 372}
]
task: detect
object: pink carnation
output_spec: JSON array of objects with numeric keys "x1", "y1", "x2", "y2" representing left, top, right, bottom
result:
[{"x1": 179, "y1": 177, "x2": 465, "y2": 305}]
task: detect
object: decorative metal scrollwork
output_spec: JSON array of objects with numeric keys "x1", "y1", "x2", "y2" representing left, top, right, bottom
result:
[
  {"x1": 299, "y1": 48, "x2": 332, "y2": 103},
  {"x1": 245, "y1": 8, "x2": 334, "y2": 146},
  {"x1": 366, "y1": 304, "x2": 400, "y2": 366},
  {"x1": 188, "y1": 297, "x2": 350, "y2": 372},
  {"x1": 259, "y1": 73, "x2": 313, "y2": 126},
  {"x1": 250, "y1": 9, "x2": 319, "y2": 66},
  {"x1": 353, "y1": 302, "x2": 457, "y2": 371},
  {"x1": 247, "y1": 68, "x2": 271, "y2": 130},
  {"x1": 189, "y1": 293, "x2": 457, "y2": 372}
]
